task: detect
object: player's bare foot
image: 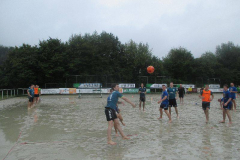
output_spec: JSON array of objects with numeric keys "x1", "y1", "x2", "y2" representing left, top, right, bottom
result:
[
  {"x1": 121, "y1": 122, "x2": 126, "y2": 126},
  {"x1": 108, "y1": 141, "x2": 117, "y2": 145},
  {"x1": 219, "y1": 121, "x2": 225, "y2": 123},
  {"x1": 168, "y1": 120, "x2": 172, "y2": 123},
  {"x1": 206, "y1": 121, "x2": 208, "y2": 123},
  {"x1": 177, "y1": 116, "x2": 179, "y2": 119},
  {"x1": 122, "y1": 136, "x2": 130, "y2": 140},
  {"x1": 228, "y1": 121, "x2": 232, "y2": 124},
  {"x1": 158, "y1": 117, "x2": 162, "y2": 120},
  {"x1": 115, "y1": 133, "x2": 120, "y2": 137}
]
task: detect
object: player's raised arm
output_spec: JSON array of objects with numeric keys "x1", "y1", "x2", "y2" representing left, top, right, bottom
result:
[{"x1": 121, "y1": 97, "x2": 136, "y2": 108}]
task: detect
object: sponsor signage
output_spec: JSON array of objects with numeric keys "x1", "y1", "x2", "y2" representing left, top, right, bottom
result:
[
  {"x1": 123, "y1": 88, "x2": 150, "y2": 93},
  {"x1": 41, "y1": 89, "x2": 59, "y2": 94},
  {"x1": 77, "y1": 89, "x2": 110, "y2": 94},
  {"x1": 73, "y1": 83, "x2": 102, "y2": 89},
  {"x1": 119, "y1": 83, "x2": 135, "y2": 88},
  {"x1": 146, "y1": 84, "x2": 168, "y2": 89},
  {"x1": 209, "y1": 84, "x2": 220, "y2": 89}
]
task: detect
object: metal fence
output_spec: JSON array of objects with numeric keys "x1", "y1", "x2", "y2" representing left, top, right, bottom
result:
[{"x1": 0, "y1": 88, "x2": 29, "y2": 100}]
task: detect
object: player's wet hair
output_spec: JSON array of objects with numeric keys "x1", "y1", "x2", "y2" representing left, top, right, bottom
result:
[
  {"x1": 111, "y1": 83, "x2": 119, "y2": 90},
  {"x1": 223, "y1": 84, "x2": 228, "y2": 88}
]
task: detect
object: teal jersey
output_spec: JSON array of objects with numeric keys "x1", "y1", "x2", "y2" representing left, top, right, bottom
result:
[
  {"x1": 28, "y1": 88, "x2": 34, "y2": 97},
  {"x1": 167, "y1": 87, "x2": 177, "y2": 99},
  {"x1": 106, "y1": 91, "x2": 123, "y2": 110}
]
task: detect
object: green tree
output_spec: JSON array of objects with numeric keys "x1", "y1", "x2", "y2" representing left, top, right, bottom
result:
[{"x1": 162, "y1": 47, "x2": 195, "y2": 83}]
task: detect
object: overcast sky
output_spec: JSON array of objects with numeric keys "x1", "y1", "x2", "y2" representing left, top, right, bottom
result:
[{"x1": 0, "y1": 0, "x2": 239, "y2": 58}]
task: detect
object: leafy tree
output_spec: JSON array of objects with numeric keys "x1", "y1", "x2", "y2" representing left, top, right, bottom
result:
[{"x1": 162, "y1": 47, "x2": 195, "y2": 83}]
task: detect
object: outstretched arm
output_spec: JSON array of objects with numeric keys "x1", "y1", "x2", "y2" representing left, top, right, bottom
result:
[{"x1": 121, "y1": 97, "x2": 136, "y2": 108}]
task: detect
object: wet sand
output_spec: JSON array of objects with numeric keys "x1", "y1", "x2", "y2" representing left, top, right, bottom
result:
[{"x1": 0, "y1": 94, "x2": 240, "y2": 160}]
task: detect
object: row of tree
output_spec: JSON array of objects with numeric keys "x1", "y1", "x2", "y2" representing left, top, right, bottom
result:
[{"x1": 0, "y1": 31, "x2": 240, "y2": 88}]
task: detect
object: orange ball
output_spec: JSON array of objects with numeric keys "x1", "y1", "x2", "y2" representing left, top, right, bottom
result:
[{"x1": 147, "y1": 66, "x2": 154, "y2": 74}]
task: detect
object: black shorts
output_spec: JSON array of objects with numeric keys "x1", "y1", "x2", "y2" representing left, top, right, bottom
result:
[
  {"x1": 34, "y1": 94, "x2": 39, "y2": 97},
  {"x1": 160, "y1": 103, "x2": 168, "y2": 110},
  {"x1": 202, "y1": 102, "x2": 210, "y2": 110},
  {"x1": 179, "y1": 94, "x2": 184, "y2": 98},
  {"x1": 140, "y1": 96, "x2": 145, "y2": 102},
  {"x1": 29, "y1": 97, "x2": 34, "y2": 102},
  {"x1": 105, "y1": 108, "x2": 117, "y2": 121},
  {"x1": 169, "y1": 99, "x2": 177, "y2": 107}
]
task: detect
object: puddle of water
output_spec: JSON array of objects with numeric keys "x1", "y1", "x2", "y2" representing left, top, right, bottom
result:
[{"x1": 0, "y1": 94, "x2": 240, "y2": 160}]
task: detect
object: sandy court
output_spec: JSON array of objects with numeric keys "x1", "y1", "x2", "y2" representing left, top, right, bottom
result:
[{"x1": 0, "y1": 94, "x2": 240, "y2": 160}]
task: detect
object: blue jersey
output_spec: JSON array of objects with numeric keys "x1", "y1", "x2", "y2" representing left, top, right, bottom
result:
[
  {"x1": 229, "y1": 86, "x2": 237, "y2": 98},
  {"x1": 223, "y1": 90, "x2": 232, "y2": 104},
  {"x1": 106, "y1": 91, "x2": 123, "y2": 110},
  {"x1": 139, "y1": 87, "x2": 146, "y2": 97},
  {"x1": 28, "y1": 88, "x2": 34, "y2": 97},
  {"x1": 167, "y1": 87, "x2": 177, "y2": 99},
  {"x1": 161, "y1": 90, "x2": 169, "y2": 105}
]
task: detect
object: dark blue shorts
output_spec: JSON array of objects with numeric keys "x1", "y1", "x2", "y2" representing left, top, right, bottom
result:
[
  {"x1": 140, "y1": 96, "x2": 145, "y2": 102},
  {"x1": 202, "y1": 102, "x2": 210, "y2": 110},
  {"x1": 160, "y1": 103, "x2": 168, "y2": 110},
  {"x1": 28, "y1": 97, "x2": 34, "y2": 102},
  {"x1": 105, "y1": 108, "x2": 117, "y2": 121},
  {"x1": 223, "y1": 104, "x2": 232, "y2": 110}
]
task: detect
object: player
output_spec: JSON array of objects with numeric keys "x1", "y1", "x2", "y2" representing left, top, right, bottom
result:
[
  {"x1": 138, "y1": 83, "x2": 146, "y2": 111},
  {"x1": 108, "y1": 89, "x2": 126, "y2": 137},
  {"x1": 229, "y1": 83, "x2": 237, "y2": 111},
  {"x1": 27, "y1": 84, "x2": 34, "y2": 108},
  {"x1": 34, "y1": 85, "x2": 40, "y2": 104},
  {"x1": 178, "y1": 84, "x2": 185, "y2": 104},
  {"x1": 199, "y1": 84, "x2": 214, "y2": 123},
  {"x1": 105, "y1": 84, "x2": 136, "y2": 145},
  {"x1": 220, "y1": 84, "x2": 232, "y2": 124},
  {"x1": 167, "y1": 82, "x2": 179, "y2": 118},
  {"x1": 158, "y1": 85, "x2": 172, "y2": 123}
]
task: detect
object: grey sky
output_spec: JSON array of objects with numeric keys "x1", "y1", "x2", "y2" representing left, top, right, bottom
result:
[{"x1": 0, "y1": 0, "x2": 240, "y2": 58}]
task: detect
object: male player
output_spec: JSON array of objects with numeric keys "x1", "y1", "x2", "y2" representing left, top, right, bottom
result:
[
  {"x1": 27, "y1": 84, "x2": 35, "y2": 108},
  {"x1": 105, "y1": 84, "x2": 136, "y2": 145},
  {"x1": 167, "y1": 82, "x2": 179, "y2": 118},
  {"x1": 199, "y1": 84, "x2": 214, "y2": 123},
  {"x1": 108, "y1": 89, "x2": 126, "y2": 137},
  {"x1": 220, "y1": 84, "x2": 232, "y2": 124},
  {"x1": 34, "y1": 85, "x2": 40, "y2": 104},
  {"x1": 158, "y1": 85, "x2": 172, "y2": 123},
  {"x1": 178, "y1": 84, "x2": 185, "y2": 104},
  {"x1": 138, "y1": 83, "x2": 146, "y2": 111},
  {"x1": 229, "y1": 83, "x2": 237, "y2": 111}
]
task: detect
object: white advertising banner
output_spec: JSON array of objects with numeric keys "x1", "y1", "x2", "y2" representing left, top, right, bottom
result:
[
  {"x1": 181, "y1": 84, "x2": 195, "y2": 88},
  {"x1": 76, "y1": 83, "x2": 101, "y2": 89},
  {"x1": 119, "y1": 83, "x2": 135, "y2": 88},
  {"x1": 209, "y1": 84, "x2": 220, "y2": 89},
  {"x1": 41, "y1": 89, "x2": 60, "y2": 94},
  {"x1": 77, "y1": 89, "x2": 110, "y2": 93},
  {"x1": 149, "y1": 84, "x2": 168, "y2": 89}
]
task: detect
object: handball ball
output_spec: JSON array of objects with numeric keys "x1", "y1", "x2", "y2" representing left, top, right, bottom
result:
[{"x1": 147, "y1": 66, "x2": 155, "y2": 74}]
